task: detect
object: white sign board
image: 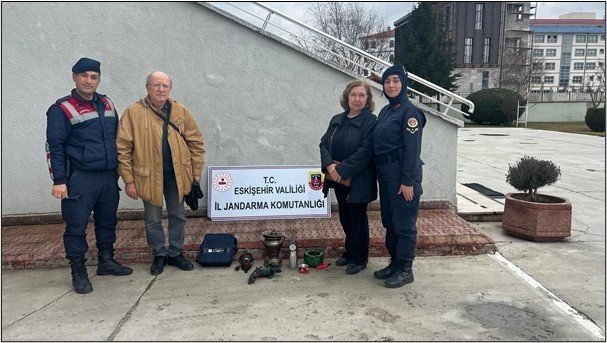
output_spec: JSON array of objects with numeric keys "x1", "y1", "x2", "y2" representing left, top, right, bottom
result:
[{"x1": 207, "y1": 166, "x2": 330, "y2": 221}]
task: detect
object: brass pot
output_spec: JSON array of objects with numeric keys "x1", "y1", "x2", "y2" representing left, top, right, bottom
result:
[{"x1": 262, "y1": 229, "x2": 285, "y2": 266}]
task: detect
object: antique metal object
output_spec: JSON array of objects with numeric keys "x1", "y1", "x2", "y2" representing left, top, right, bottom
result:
[
  {"x1": 234, "y1": 251, "x2": 254, "y2": 273},
  {"x1": 262, "y1": 229, "x2": 285, "y2": 266},
  {"x1": 303, "y1": 249, "x2": 324, "y2": 267},
  {"x1": 248, "y1": 265, "x2": 282, "y2": 284}
]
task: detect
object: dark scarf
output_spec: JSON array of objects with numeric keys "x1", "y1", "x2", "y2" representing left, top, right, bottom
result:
[{"x1": 381, "y1": 64, "x2": 411, "y2": 106}]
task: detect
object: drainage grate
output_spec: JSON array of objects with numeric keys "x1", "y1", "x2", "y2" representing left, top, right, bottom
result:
[{"x1": 462, "y1": 183, "x2": 505, "y2": 197}]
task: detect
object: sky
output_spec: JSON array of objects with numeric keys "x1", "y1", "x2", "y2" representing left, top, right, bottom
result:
[{"x1": 212, "y1": 2, "x2": 606, "y2": 31}]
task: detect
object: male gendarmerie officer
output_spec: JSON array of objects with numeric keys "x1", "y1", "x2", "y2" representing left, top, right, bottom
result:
[
  {"x1": 46, "y1": 58, "x2": 132, "y2": 294},
  {"x1": 372, "y1": 64, "x2": 426, "y2": 288}
]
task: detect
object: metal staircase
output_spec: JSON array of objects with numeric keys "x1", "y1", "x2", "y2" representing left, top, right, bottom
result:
[{"x1": 202, "y1": 2, "x2": 475, "y2": 118}]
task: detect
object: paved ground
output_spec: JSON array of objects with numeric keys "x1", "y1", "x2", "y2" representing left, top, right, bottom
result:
[
  {"x1": 457, "y1": 127, "x2": 606, "y2": 337},
  {"x1": 1, "y1": 127, "x2": 605, "y2": 341}
]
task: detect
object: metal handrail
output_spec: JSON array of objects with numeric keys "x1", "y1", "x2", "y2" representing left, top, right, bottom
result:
[{"x1": 205, "y1": 2, "x2": 475, "y2": 117}]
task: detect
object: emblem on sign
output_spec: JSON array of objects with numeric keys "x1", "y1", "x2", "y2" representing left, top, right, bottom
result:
[
  {"x1": 308, "y1": 171, "x2": 323, "y2": 191},
  {"x1": 212, "y1": 172, "x2": 233, "y2": 192}
]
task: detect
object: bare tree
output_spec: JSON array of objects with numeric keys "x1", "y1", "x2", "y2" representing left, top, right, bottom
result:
[
  {"x1": 501, "y1": 45, "x2": 545, "y2": 97},
  {"x1": 585, "y1": 62, "x2": 606, "y2": 109},
  {"x1": 296, "y1": 2, "x2": 389, "y2": 73}
]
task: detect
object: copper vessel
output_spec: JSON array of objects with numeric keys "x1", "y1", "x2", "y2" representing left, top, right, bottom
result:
[{"x1": 262, "y1": 229, "x2": 285, "y2": 266}]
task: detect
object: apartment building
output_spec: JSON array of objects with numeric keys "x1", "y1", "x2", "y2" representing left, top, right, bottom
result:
[
  {"x1": 394, "y1": 2, "x2": 535, "y2": 96},
  {"x1": 530, "y1": 14, "x2": 606, "y2": 93},
  {"x1": 358, "y1": 28, "x2": 395, "y2": 76}
]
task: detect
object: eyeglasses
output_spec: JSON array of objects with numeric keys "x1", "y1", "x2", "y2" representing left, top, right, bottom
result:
[{"x1": 146, "y1": 83, "x2": 171, "y2": 89}]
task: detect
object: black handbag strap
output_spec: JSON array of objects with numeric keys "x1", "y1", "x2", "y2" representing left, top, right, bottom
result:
[{"x1": 151, "y1": 109, "x2": 187, "y2": 140}]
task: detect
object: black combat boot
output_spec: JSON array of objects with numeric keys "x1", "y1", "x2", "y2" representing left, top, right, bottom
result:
[
  {"x1": 384, "y1": 260, "x2": 414, "y2": 288},
  {"x1": 69, "y1": 258, "x2": 93, "y2": 294},
  {"x1": 374, "y1": 259, "x2": 398, "y2": 280},
  {"x1": 96, "y1": 248, "x2": 133, "y2": 276}
]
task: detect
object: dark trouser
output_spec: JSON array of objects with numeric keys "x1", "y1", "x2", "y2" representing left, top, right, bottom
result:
[
  {"x1": 62, "y1": 169, "x2": 119, "y2": 261},
  {"x1": 334, "y1": 183, "x2": 369, "y2": 265},
  {"x1": 143, "y1": 172, "x2": 186, "y2": 257},
  {"x1": 378, "y1": 172, "x2": 420, "y2": 269}
]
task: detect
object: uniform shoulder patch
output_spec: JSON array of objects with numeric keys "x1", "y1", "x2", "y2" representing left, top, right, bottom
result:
[{"x1": 407, "y1": 117, "x2": 418, "y2": 128}]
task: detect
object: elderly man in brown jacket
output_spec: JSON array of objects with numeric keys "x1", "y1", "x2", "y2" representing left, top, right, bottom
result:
[{"x1": 117, "y1": 71, "x2": 205, "y2": 275}]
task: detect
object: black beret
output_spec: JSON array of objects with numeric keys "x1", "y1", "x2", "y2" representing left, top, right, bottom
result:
[{"x1": 72, "y1": 57, "x2": 101, "y2": 74}]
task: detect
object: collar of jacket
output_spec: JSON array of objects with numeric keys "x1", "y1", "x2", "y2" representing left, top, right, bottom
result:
[
  {"x1": 139, "y1": 97, "x2": 182, "y2": 120},
  {"x1": 71, "y1": 88, "x2": 103, "y2": 102},
  {"x1": 333, "y1": 107, "x2": 371, "y2": 128}
]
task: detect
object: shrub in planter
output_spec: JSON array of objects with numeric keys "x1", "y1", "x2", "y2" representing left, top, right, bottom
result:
[
  {"x1": 506, "y1": 156, "x2": 561, "y2": 202},
  {"x1": 502, "y1": 156, "x2": 571, "y2": 241},
  {"x1": 461, "y1": 88, "x2": 524, "y2": 126},
  {"x1": 585, "y1": 107, "x2": 606, "y2": 132}
]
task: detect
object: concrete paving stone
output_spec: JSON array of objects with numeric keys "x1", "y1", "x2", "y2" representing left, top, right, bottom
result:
[
  {"x1": 477, "y1": 222, "x2": 605, "y2": 332},
  {"x1": 3, "y1": 256, "x2": 597, "y2": 341},
  {"x1": 2, "y1": 266, "x2": 154, "y2": 341}
]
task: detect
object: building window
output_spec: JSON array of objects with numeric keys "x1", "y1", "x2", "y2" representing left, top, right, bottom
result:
[
  {"x1": 573, "y1": 62, "x2": 584, "y2": 70},
  {"x1": 544, "y1": 76, "x2": 554, "y2": 83},
  {"x1": 587, "y1": 49, "x2": 597, "y2": 56},
  {"x1": 483, "y1": 37, "x2": 490, "y2": 63},
  {"x1": 601, "y1": 35, "x2": 606, "y2": 41},
  {"x1": 574, "y1": 49, "x2": 585, "y2": 57},
  {"x1": 545, "y1": 49, "x2": 557, "y2": 57},
  {"x1": 516, "y1": 5, "x2": 524, "y2": 21},
  {"x1": 534, "y1": 34, "x2": 545, "y2": 43},
  {"x1": 371, "y1": 41, "x2": 377, "y2": 49},
  {"x1": 389, "y1": 54, "x2": 394, "y2": 63},
  {"x1": 531, "y1": 76, "x2": 542, "y2": 84},
  {"x1": 545, "y1": 62, "x2": 555, "y2": 70},
  {"x1": 586, "y1": 62, "x2": 596, "y2": 70},
  {"x1": 576, "y1": 35, "x2": 586, "y2": 43},
  {"x1": 600, "y1": 62, "x2": 604, "y2": 69},
  {"x1": 532, "y1": 49, "x2": 543, "y2": 57},
  {"x1": 464, "y1": 38, "x2": 473, "y2": 64},
  {"x1": 587, "y1": 35, "x2": 598, "y2": 43},
  {"x1": 532, "y1": 62, "x2": 542, "y2": 70},
  {"x1": 475, "y1": 3, "x2": 484, "y2": 30},
  {"x1": 572, "y1": 76, "x2": 583, "y2": 84},
  {"x1": 389, "y1": 40, "x2": 395, "y2": 48},
  {"x1": 482, "y1": 71, "x2": 489, "y2": 89},
  {"x1": 547, "y1": 35, "x2": 557, "y2": 43},
  {"x1": 600, "y1": 49, "x2": 605, "y2": 55}
]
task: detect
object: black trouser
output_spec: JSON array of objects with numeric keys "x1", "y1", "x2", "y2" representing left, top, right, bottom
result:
[
  {"x1": 377, "y1": 162, "x2": 420, "y2": 270},
  {"x1": 62, "y1": 169, "x2": 119, "y2": 261},
  {"x1": 334, "y1": 183, "x2": 369, "y2": 265}
]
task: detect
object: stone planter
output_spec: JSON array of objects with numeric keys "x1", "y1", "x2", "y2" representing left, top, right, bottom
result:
[{"x1": 502, "y1": 193, "x2": 572, "y2": 241}]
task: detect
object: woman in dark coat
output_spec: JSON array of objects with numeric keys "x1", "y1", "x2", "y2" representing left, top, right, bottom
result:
[{"x1": 319, "y1": 80, "x2": 377, "y2": 275}]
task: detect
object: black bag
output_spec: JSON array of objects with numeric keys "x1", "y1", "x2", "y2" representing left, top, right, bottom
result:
[{"x1": 196, "y1": 233, "x2": 238, "y2": 267}]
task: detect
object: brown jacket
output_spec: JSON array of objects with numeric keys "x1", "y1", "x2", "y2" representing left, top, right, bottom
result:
[{"x1": 117, "y1": 97, "x2": 205, "y2": 207}]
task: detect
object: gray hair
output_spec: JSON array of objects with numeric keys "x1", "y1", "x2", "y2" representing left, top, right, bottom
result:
[{"x1": 145, "y1": 71, "x2": 173, "y2": 88}]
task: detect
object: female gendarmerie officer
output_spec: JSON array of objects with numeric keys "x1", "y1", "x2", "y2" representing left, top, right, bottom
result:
[
  {"x1": 320, "y1": 79, "x2": 378, "y2": 275},
  {"x1": 373, "y1": 64, "x2": 426, "y2": 288}
]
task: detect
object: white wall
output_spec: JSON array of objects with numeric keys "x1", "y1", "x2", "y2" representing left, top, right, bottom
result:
[{"x1": 1, "y1": 2, "x2": 459, "y2": 216}]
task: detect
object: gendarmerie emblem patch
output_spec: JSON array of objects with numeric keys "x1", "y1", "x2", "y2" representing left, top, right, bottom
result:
[
  {"x1": 406, "y1": 117, "x2": 419, "y2": 134},
  {"x1": 308, "y1": 171, "x2": 323, "y2": 191}
]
